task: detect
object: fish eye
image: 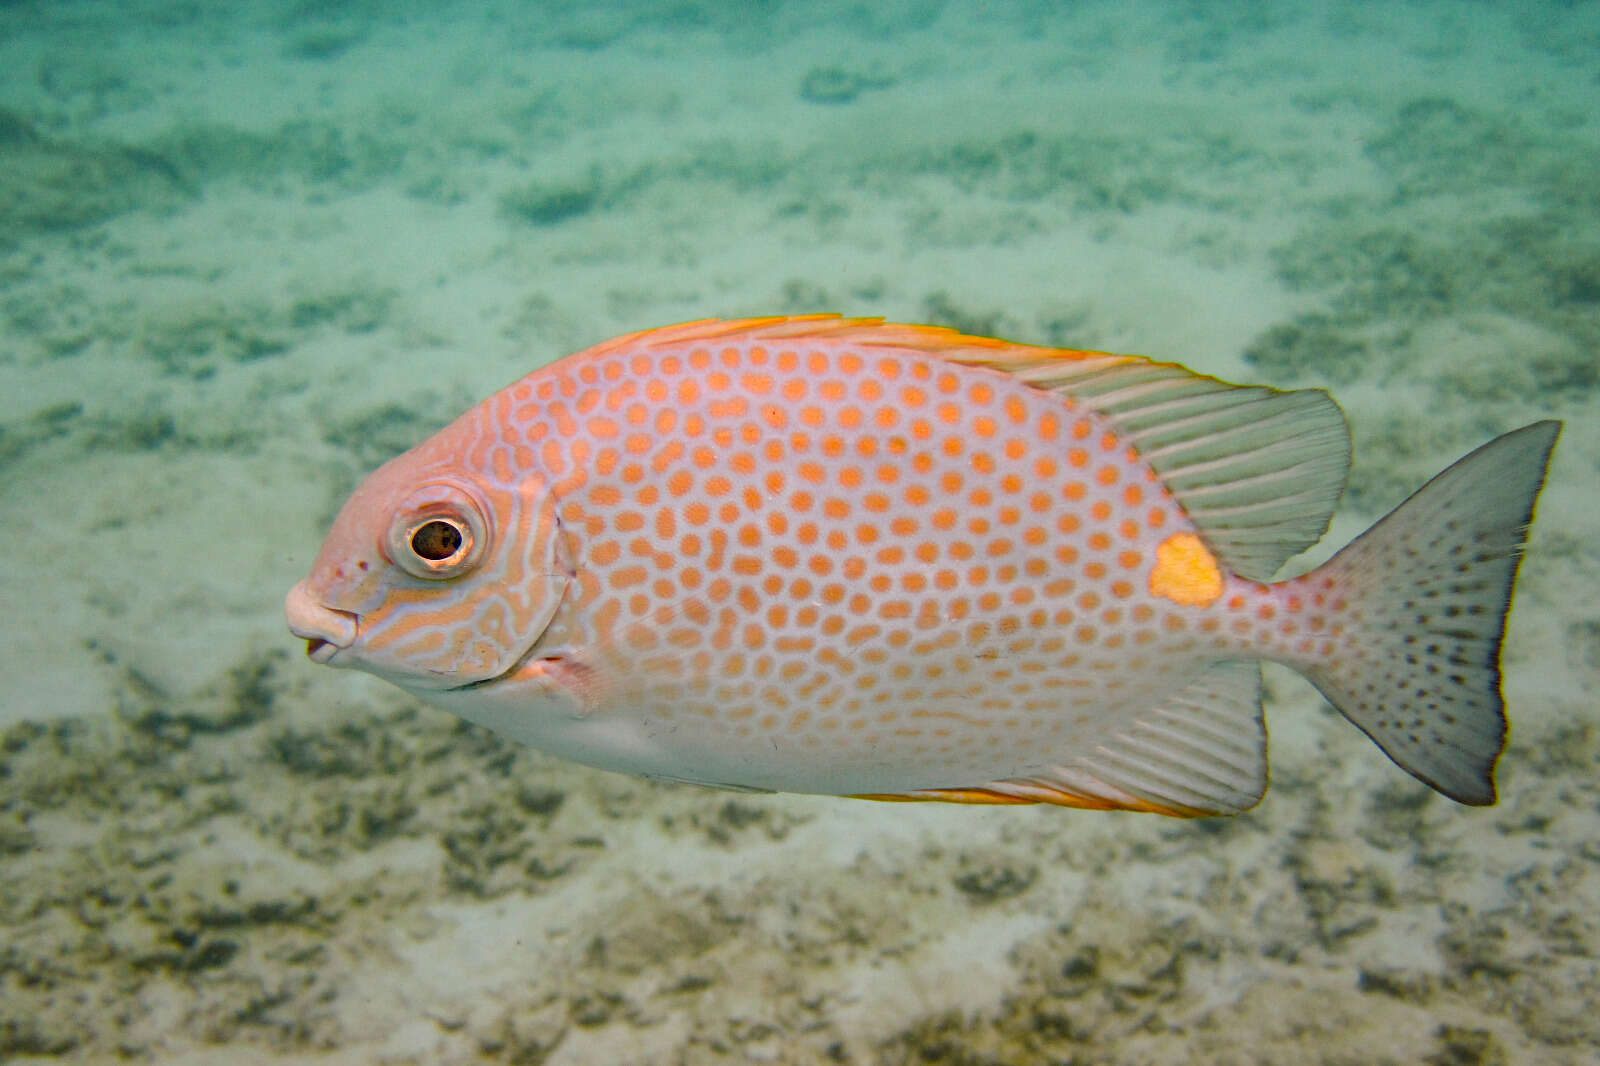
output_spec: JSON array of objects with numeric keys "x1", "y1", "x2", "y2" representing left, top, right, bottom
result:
[
  {"x1": 410, "y1": 518, "x2": 465, "y2": 561},
  {"x1": 385, "y1": 483, "x2": 491, "y2": 580}
]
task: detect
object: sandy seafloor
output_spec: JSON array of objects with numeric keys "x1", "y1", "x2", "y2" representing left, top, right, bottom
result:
[{"x1": 1, "y1": 0, "x2": 1598, "y2": 1062}]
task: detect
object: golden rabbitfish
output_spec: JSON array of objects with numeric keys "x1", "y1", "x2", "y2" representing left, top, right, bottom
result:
[{"x1": 286, "y1": 317, "x2": 1560, "y2": 816}]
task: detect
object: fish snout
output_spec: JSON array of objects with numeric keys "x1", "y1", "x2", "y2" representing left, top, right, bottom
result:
[{"x1": 285, "y1": 580, "x2": 359, "y2": 664}]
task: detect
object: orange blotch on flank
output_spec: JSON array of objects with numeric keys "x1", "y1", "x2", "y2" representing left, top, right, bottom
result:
[{"x1": 1149, "y1": 532, "x2": 1223, "y2": 608}]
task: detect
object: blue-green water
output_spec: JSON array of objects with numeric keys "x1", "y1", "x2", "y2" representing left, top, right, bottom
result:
[{"x1": 1, "y1": 2, "x2": 1596, "y2": 1062}]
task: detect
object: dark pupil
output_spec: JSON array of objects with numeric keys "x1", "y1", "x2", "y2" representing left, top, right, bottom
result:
[{"x1": 411, "y1": 520, "x2": 464, "y2": 561}]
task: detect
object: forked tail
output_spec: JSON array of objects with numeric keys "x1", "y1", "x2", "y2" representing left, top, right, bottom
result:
[{"x1": 1295, "y1": 421, "x2": 1561, "y2": 805}]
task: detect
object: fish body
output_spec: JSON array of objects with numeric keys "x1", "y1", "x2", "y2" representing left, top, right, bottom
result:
[{"x1": 286, "y1": 317, "x2": 1560, "y2": 815}]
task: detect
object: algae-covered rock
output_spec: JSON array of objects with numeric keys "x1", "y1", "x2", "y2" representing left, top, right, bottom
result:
[
  {"x1": 1242, "y1": 313, "x2": 1373, "y2": 384},
  {"x1": 0, "y1": 109, "x2": 192, "y2": 240},
  {"x1": 500, "y1": 171, "x2": 602, "y2": 226},
  {"x1": 799, "y1": 65, "x2": 897, "y2": 105}
]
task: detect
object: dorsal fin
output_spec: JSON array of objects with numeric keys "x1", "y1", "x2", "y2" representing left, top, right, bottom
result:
[
  {"x1": 949, "y1": 345, "x2": 1352, "y2": 581},
  {"x1": 584, "y1": 315, "x2": 1032, "y2": 358},
  {"x1": 584, "y1": 316, "x2": 1351, "y2": 581}
]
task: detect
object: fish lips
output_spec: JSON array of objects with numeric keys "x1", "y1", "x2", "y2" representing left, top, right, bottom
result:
[{"x1": 285, "y1": 580, "x2": 358, "y2": 665}]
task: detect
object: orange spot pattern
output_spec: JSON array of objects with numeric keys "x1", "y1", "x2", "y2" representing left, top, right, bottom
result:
[{"x1": 484, "y1": 332, "x2": 1266, "y2": 790}]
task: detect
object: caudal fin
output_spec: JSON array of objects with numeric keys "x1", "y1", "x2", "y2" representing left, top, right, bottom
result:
[{"x1": 1297, "y1": 421, "x2": 1560, "y2": 805}]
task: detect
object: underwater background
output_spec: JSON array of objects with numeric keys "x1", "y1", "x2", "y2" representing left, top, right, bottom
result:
[{"x1": 2, "y1": 1, "x2": 1597, "y2": 1062}]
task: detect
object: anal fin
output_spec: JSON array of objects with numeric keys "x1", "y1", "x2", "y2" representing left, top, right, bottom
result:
[{"x1": 854, "y1": 661, "x2": 1269, "y2": 818}]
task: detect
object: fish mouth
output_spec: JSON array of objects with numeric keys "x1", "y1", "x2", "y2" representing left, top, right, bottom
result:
[
  {"x1": 304, "y1": 637, "x2": 341, "y2": 664},
  {"x1": 285, "y1": 580, "x2": 359, "y2": 665}
]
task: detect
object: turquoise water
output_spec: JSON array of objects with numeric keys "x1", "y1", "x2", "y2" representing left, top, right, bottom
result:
[{"x1": 1, "y1": 1, "x2": 1596, "y2": 1062}]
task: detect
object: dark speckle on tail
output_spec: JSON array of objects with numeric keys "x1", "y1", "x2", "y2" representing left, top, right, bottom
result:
[{"x1": 1295, "y1": 421, "x2": 1561, "y2": 805}]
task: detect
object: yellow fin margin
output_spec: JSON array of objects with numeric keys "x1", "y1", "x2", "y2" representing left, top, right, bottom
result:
[
  {"x1": 851, "y1": 786, "x2": 1214, "y2": 818},
  {"x1": 581, "y1": 315, "x2": 1122, "y2": 365}
]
